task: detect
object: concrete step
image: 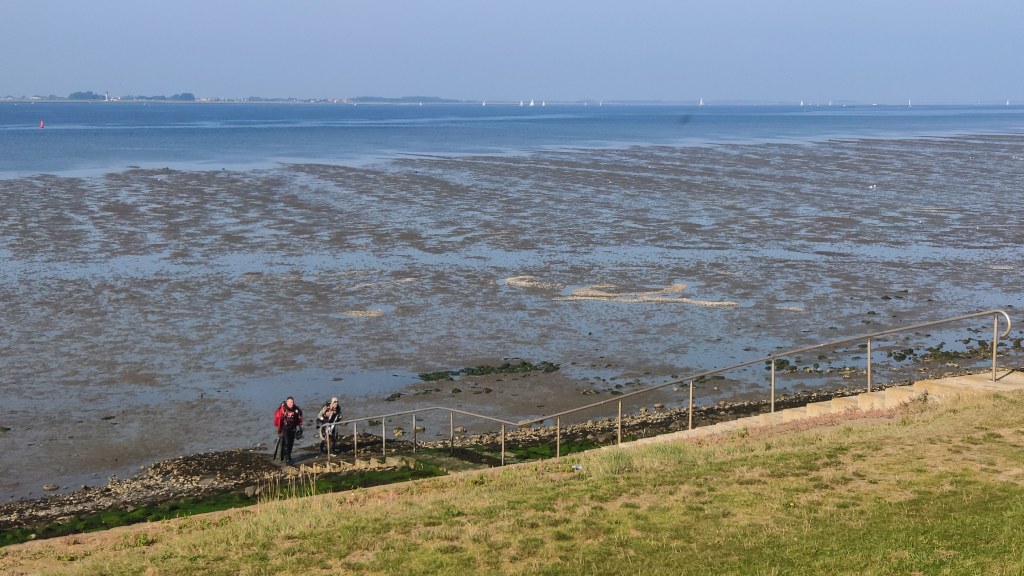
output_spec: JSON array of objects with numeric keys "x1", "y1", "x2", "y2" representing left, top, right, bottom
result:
[
  {"x1": 759, "y1": 411, "x2": 785, "y2": 426},
  {"x1": 781, "y1": 407, "x2": 807, "y2": 423},
  {"x1": 711, "y1": 420, "x2": 743, "y2": 433},
  {"x1": 805, "y1": 401, "x2": 833, "y2": 418},
  {"x1": 884, "y1": 385, "x2": 921, "y2": 408},
  {"x1": 857, "y1": 391, "x2": 888, "y2": 411},
  {"x1": 831, "y1": 396, "x2": 860, "y2": 412}
]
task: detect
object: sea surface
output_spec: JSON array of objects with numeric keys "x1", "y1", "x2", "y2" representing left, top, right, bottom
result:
[
  {"x1": 3, "y1": 101, "x2": 1024, "y2": 177},
  {"x1": 1, "y1": 102, "x2": 1023, "y2": 499}
]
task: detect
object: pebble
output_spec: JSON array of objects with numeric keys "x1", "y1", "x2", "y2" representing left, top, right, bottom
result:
[{"x1": 43, "y1": 484, "x2": 59, "y2": 491}]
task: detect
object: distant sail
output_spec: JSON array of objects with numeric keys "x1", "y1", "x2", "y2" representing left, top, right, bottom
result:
[
  {"x1": 39, "y1": 120, "x2": 45, "y2": 129},
  {"x1": 699, "y1": 97, "x2": 704, "y2": 107}
]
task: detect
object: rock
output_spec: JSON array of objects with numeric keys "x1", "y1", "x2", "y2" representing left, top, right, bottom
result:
[
  {"x1": 244, "y1": 485, "x2": 260, "y2": 498},
  {"x1": 43, "y1": 484, "x2": 59, "y2": 491}
]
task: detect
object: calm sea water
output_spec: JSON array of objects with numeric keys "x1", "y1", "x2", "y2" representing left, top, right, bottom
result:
[{"x1": 2, "y1": 102, "x2": 1023, "y2": 177}]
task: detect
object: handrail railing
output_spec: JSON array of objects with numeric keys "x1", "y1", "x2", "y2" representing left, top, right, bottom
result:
[{"x1": 312, "y1": 310, "x2": 1012, "y2": 466}]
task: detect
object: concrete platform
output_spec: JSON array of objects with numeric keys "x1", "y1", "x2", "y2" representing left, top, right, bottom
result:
[{"x1": 914, "y1": 370, "x2": 1024, "y2": 399}]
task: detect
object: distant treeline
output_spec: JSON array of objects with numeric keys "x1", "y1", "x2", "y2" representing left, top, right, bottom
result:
[{"x1": 66, "y1": 91, "x2": 196, "y2": 101}]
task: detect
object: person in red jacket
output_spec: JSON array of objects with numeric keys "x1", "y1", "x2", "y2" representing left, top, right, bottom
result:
[{"x1": 273, "y1": 396, "x2": 304, "y2": 465}]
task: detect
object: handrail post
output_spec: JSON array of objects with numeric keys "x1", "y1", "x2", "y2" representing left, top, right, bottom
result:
[
  {"x1": 616, "y1": 401, "x2": 622, "y2": 445},
  {"x1": 381, "y1": 420, "x2": 386, "y2": 460},
  {"x1": 353, "y1": 421, "x2": 358, "y2": 465},
  {"x1": 993, "y1": 314, "x2": 999, "y2": 381},
  {"x1": 327, "y1": 425, "x2": 332, "y2": 465},
  {"x1": 412, "y1": 413, "x2": 417, "y2": 452},
  {"x1": 556, "y1": 417, "x2": 561, "y2": 460},
  {"x1": 501, "y1": 424, "x2": 506, "y2": 466},
  {"x1": 449, "y1": 412, "x2": 454, "y2": 456},
  {"x1": 688, "y1": 380, "x2": 694, "y2": 430},
  {"x1": 770, "y1": 358, "x2": 776, "y2": 413},
  {"x1": 866, "y1": 337, "x2": 873, "y2": 392}
]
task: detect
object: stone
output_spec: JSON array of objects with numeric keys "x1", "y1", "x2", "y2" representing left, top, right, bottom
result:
[{"x1": 43, "y1": 484, "x2": 59, "y2": 491}]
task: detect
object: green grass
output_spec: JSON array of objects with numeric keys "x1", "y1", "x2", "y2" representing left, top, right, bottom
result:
[{"x1": 4, "y1": 392, "x2": 1024, "y2": 575}]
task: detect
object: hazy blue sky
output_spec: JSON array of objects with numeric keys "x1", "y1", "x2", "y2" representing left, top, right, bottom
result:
[{"x1": 3, "y1": 0, "x2": 1021, "y2": 103}]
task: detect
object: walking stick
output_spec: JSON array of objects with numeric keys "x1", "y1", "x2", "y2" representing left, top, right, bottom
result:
[{"x1": 273, "y1": 434, "x2": 282, "y2": 461}]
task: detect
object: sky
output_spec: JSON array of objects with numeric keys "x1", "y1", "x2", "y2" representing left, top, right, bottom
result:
[{"x1": 2, "y1": 0, "x2": 1021, "y2": 104}]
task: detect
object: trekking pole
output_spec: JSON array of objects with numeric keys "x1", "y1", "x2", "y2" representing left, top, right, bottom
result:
[{"x1": 273, "y1": 431, "x2": 282, "y2": 461}]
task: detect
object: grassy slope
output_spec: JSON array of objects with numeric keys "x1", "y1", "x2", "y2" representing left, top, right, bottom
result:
[{"x1": 3, "y1": 392, "x2": 1023, "y2": 575}]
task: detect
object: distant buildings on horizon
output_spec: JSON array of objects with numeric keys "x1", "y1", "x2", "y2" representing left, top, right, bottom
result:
[{"x1": 0, "y1": 92, "x2": 1016, "y2": 107}]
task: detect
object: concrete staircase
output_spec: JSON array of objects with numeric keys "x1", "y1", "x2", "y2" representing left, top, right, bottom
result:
[{"x1": 619, "y1": 370, "x2": 1024, "y2": 448}]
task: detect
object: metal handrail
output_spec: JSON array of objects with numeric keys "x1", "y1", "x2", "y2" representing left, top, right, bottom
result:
[
  {"x1": 311, "y1": 309, "x2": 1011, "y2": 465},
  {"x1": 526, "y1": 309, "x2": 1012, "y2": 424}
]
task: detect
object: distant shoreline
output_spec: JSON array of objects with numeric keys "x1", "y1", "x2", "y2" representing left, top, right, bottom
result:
[{"x1": 5, "y1": 98, "x2": 1013, "y2": 107}]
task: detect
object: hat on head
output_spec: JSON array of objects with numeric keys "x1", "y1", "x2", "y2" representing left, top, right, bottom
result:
[{"x1": 331, "y1": 397, "x2": 338, "y2": 403}]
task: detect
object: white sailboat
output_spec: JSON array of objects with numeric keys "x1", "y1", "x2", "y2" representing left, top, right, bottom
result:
[
  {"x1": 519, "y1": 100, "x2": 524, "y2": 107},
  {"x1": 529, "y1": 99, "x2": 535, "y2": 107},
  {"x1": 698, "y1": 97, "x2": 704, "y2": 107}
]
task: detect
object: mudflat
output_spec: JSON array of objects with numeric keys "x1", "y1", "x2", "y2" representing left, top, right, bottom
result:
[{"x1": 2, "y1": 136, "x2": 1023, "y2": 501}]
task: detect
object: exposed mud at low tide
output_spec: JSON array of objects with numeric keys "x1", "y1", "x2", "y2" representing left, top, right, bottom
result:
[{"x1": 2, "y1": 135, "x2": 1023, "y2": 500}]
